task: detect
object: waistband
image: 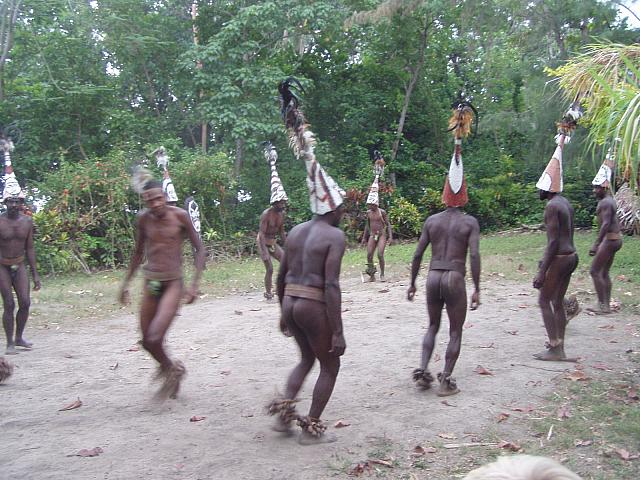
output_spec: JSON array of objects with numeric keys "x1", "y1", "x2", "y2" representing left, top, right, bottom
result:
[
  {"x1": 0, "y1": 256, "x2": 24, "y2": 266},
  {"x1": 605, "y1": 232, "x2": 622, "y2": 241},
  {"x1": 429, "y1": 259, "x2": 465, "y2": 275},
  {"x1": 555, "y1": 252, "x2": 577, "y2": 258},
  {"x1": 142, "y1": 267, "x2": 182, "y2": 281},
  {"x1": 257, "y1": 233, "x2": 276, "y2": 246},
  {"x1": 284, "y1": 284, "x2": 325, "y2": 303}
]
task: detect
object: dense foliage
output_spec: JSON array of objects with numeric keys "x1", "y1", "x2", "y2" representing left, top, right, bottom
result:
[{"x1": 0, "y1": 0, "x2": 638, "y2": 273}]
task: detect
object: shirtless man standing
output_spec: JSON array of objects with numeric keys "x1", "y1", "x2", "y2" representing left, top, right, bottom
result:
[
  {"x1": 257, "y1": 143, "x2": 287, "y2": 300},
  {"x1": 588, "y1": 155, "x2": 622, "y2": 314},
  {"x1": 532, "y1": 133, "x2": 578, "y2": 361},
  {"x1": 408, "y1": 104, "x2": 480, "y2": 396},
  {"x1": 268, "y1": 78, "x2": 346, "y2": 444},
  {"x1": 119, "y1": 169, "x2": 205, "y2": 399},
  {"x1": 0, "y1": 138, "x2": 41, "y2": 355}
]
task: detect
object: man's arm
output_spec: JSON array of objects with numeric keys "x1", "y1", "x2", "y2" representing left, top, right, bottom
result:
[
  {"x1": 468, "y1": 218, "x2": 481, "y2": 309},
  {"x1": 590, "y1": 201, "x2": 612, "y2": 256},
  {"x1": 183, "y1": 210, "x2": 206, "y2": 304},
  {"x1": 279, "y1": 220, "x2": 287, "y2": 246},
  {"x1": 257, "y1": 211, "x2": 269, "y2": 251},
  {"x1": 119, "y1": 215, "x2": 146, "y2": 304},
  {"x1": 25, "y1": 220, "x2": 41, "y2": 291},
  {"x1": 383, "y1": 210, "x2": 393, "y2": 242},
  {"x1": 324, "y1": 230, "x2": 346, "y2": 356},
  {"x1": 361, "y1": 214, "x2": 369, "y2": 245},
  {"x1": 408, "y1": 220, "x2": 430, "y2": 300},
  {"x1": 534, "y1": 204, "x2": 559, "y2": 289}
]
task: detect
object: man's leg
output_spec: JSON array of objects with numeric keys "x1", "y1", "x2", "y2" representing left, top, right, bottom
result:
[
  {"x1": 0, "y1": 267, "x2": 16, "y2": 354},
  {"x1": 141, "y1": 280, "x2": 182, "y2": 368},
  {"x1": 589, "y1": 240, "x2": 621, "y2": 313},
  {"x1": 13, "y1": 265, "x2": 32, "y2": 348},
  {"x1": 365, "y1": 236, "x2": 377, "y2": 281},
  {"x1": 377, "y1": 235, "x2": 386, "y2": 280},
  {"x1": 294, "y1": 299, "x2": 339, "y2": 445},
  {"x1": 414, "y1": 271, "x2": 444, "y2": 388},
  {"x1": 553, "y1": 255, "x2": 578, "y2": 344},
  {"x1": 438, "y1": 271, "x2": 467, "y2": 396}
]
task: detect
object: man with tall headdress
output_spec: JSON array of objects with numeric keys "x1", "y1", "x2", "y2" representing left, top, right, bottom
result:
[
  {"x1": 268, "y1": 78, "x2": 346, "y2": 445},
  {"x1": 532, "y1": 102, "x2": 580, "y2": 361},
  {"x1": 257, "y1": 142, "x2": 288, "y2": 300},
  {"x1": 118, "y1": 167, "x2": 205, "y2": 399},
  {"x1": 362, "y1": 151, "x2": 393, "y2": 282},
  {"x1": 588, "y1": 143, "x2": 622, "y2": 314},
  {"x1": 407, "y1": 103, "x2": 480, "y2": 397},
  {"x1": 0, "y1": 137, "x2": 41, "y2": 355}
]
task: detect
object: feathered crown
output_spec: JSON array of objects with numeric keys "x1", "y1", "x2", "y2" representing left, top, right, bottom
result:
[{"x1": 131, "y1": 166, "x2": 155, "y2": 194}]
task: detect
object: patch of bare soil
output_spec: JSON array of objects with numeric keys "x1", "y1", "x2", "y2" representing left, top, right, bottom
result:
[{"x1": 1, "y1": 270, "x2": 638, "y2": 479}]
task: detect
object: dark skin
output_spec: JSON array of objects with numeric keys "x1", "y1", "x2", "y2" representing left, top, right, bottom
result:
[
  {"x1": 257, "y1": 200, "x2": 287, "y2": 299},
  {"x1": 276, "y1": 206, "x2": 346, "y2": 444},
  {"x1": 361, "y1": 204, "x2": 392, "y2": 280},
  {"x1": 0, "y1": 197, "x2": 41, "y2": 354},
  {"x1": 532, "y1": 190, "x2": 578, "y2": 361},
  {"x1": 588, "y1": 186, "x2": 622, "y2": 314},
  {"x1": 408, "y1": 207, "x2": 480, "y2": 396},
  {"x1": 119, "y1": 188, "x2": 205, "y2": 378}
]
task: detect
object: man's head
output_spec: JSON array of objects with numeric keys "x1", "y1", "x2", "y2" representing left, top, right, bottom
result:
[
  {"x1": 325, "y1": 205, "x2": 345, "y2": 227},
  {"x1": 142, "y1": 180, "x2": 166, "y2": 216},
  {"x1": 592, "y1": 185, "x2": 606, "y2": 200},
  {"x1": 272, "y1": 199, "x2": 287, "y2": 212},
  {"x1": 367, "y1": 202, "x2": 378, "y2": 212},
  {"x1": 4, "y1": 196, "x2": 24, "y2": 217},
  {"x1": 538, "y1": 189, "x2": 556, "y2": 201}
]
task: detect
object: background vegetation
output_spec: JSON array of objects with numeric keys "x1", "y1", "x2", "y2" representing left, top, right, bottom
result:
[{"x1": 0, "y1": 0, "x2": 638, "y2": 273}]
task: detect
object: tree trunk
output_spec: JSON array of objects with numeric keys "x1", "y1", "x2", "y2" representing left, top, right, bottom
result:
[
  {"x1": 191, "y1": 2, "x2": 207, "y2": 154},
  {"x1": 0, "y1": 0, "x2": 22, "y2": 101},
  {"x1": 390, "y1": 14, "x2": 432, "y2": 172},
  {"x1": 234, "y1": 137, "x2": 244, "y2": 177}
]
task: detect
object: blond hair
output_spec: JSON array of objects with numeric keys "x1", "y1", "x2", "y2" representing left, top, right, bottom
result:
[{"x1": 464, "y1": 455, "x2": 582, "y2": 480}]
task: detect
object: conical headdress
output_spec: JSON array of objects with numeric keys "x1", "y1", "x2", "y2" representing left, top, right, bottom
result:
[
  {"x1": 366, "y1": 151, "x2": 385, "y2": 206},
  {"x1": 264, "y1": 142, "x2": 288, "y2": 204},
  {"x1": 279, "y1": 78, "x2": 344, "y2": 215},
  {"x1": 1, "y1": 137, "x2": 25, "y2": 201},
  {"x1": 592, "y1": 141, "x2": 619, "y2": 188},
  {"x1": 442, "y1": 103, "x2": 475, "y2": 207},
  {"x1": 154, "y1": 146, "x2": 178, "y2": 203},
  {"x1": 537, "y1": 97, "x2": 583, "y2": 193}
]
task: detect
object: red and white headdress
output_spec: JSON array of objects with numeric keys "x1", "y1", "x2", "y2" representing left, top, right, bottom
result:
[
  {"x1": 536, "y1": 97, "x2": 582, "y2": 193},
  {"x1": 264, "y1": 142, "x2": 288, "y2": 204},
  {"x1": 592, "y1": 140, "x2": 619, "y2": 188},
  {"x1": 279, "y1": 78, "x2": 344, "y2": 215},
  {"x1": 442, "y1": 103, "x2": 475, "y2": 207},
  {"x1": 366, "y1": 151, "x2": 385, "y2": 206},
  {"x1": 153, "y1": 146, "x2": 178, "y2": 203},
  {"x1": 1, "y1": 137, "x2": 25, "y2": 201}
]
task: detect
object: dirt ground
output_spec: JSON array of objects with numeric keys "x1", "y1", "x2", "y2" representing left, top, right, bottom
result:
[{"x1": 1, "y1": 268, "x2": 638, "y2": 479}]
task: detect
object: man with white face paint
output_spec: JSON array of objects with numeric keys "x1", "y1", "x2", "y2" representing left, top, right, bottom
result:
[{"x1": 119, "y1": 168, "x2": 205, "y2": 400}]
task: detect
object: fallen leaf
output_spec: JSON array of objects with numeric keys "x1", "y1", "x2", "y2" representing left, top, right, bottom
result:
[
  {"x1": 189, "y1": 415, "x2": 206, "y2": 422},
  {"x1": 127, "y1": 345, "x2": 139, "y2": 352},
  {"x1": 378, "y1": 289, "x2": 390, "y2": 293},
  {"x1": 474, "y1": 365, "x2": 494, "y2": 376},
  {"x1": 511, "y1": 405, "x2": 535, "y2": 413},
  {"x1": 591, "y1": 363, "x2": 612, "y2": 371},
  {"x1": 59, "y1": 398, "x2": 83, "y2": 411},
  {"x1": 441, "y1": 400, "x2": 457, "y2": 407},
  {"x1": 575, "y1": 439, "x2": 592, "y2": 447},
  {"x1": 518, "y1": 304, "x2": 528, "y2": 309},
  {"x1": 234, "y1": 310, "x2": 243, "y2": 315},
  {"x1": 348, "y1": 462, "x2": 372, "y2": 476},
  {"x1": 498, "y1": 440, "x2": 521, "y2": 452},
  {"x1": 249, "y1": 308, "x2": 262, "y2": 311},
  {"x1": 464, "y1": 323, "x2": 474, "y2": 329},
  {"x1": 369, "y1": 458, "x2": 393, "y2": 468},
  {"x1": 617, "y1": 448, "x2": 631, "y2": 461},
  {"x1": 478, "y1": 343, "x2": 495, "y2": 349},
  {"x1": 412, "y1": 445, "x2": 426, "y2": 456},
  {"x1": 628, "y1": 389, "x2": 639, "y2": 401},
  {"x1": 74, "y1": 447, "x2": 103, "y2": 457},
  {"x1": 616, "y1": 274, "x2": 627, "y2": 282},
  {"x1": 506, "y1": 330, "x2": 518, "y2": 336},
  {"x1": 496, "y1": 412, "x2": 510, "y2": 423},
  {"x1": 220, "y1": 370, "x2": 231, "y2": 375},
  {"x1": 598, "y1": 324, "x2": 615, "y2": 330},
  {"x1": 438, "y1": 432, "x2": 457, "y2": 440},
  {"x1": 564, "y1": 370, "x2": 591, "y2": 382},
  {"x1": 109, "y1": 362, "x2": 118, "y2": 371},
  {"x1": 334, "y1": 420, "x2": 350, "y2": 428},
  {"x1": 433, "y1": 353, "x2": 441, "y2": 363},
  {"x1": 557, "y1": 405, "x2": 572, "y2": 420}
]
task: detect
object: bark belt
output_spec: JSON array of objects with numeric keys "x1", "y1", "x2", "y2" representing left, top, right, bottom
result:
[
  {"x1": 429, "y1": 259, "x2": 466, "y2": 275},
  {"x1": 284, "y1": 284, "x2": 325, "y2": 303}
]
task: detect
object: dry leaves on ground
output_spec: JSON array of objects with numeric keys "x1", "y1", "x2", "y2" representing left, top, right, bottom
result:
[
  {"x1": 511, "y1": 405, "x2": 536, "y2": 413},
  {"x1": 126, "y1": 345, "x2": 139, "y2": 352},
  {"x1": 564, "y1": 370, "x2": 591, "y2": 382},
  {"x1": 189, "y1": 415, "x2": 206, "y2": 422},
  {"x1": 474, "y1": 365, "x2": 494, "y2": 376},
  {"x1": 437, "y1": 432, "x2": 457, "y2": 440},
  {"x1": 496, "y1": 412, "x2": 510, "y2": 423},
  {"x1": 498, "y1": 440, "x2": 522, "y2": 452},
  {"x1": 575, "y1": 439, "x2": 592, "y2": 447},
  {"x1": 412, "y1": 445, "x2": 437, "y2": 456},
  {"x1": 557, "y1": 405, "x2": 572, "y2": 420},
  {"x1": 69, "y1": 447, "x2": 103, "y2": 458},
  {"x1": 334, "y1": 420, "x2": 350, "y2": 428},
  {"x1": 59, "y1": 398, "x2": 82, "y2": 411}
]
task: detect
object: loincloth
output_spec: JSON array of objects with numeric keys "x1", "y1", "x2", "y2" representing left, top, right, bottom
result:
[
  {"x1": 257, "y1": 233, "x2": 277, "y2": 254},
  {"x1": 142, "y1": 267, "x2": 182, "y2": 282},
  {"x1": 372, "y1": 231, "x2": 385, "y2": 243},
  {"x1": 429, "y1": 259, "x2": 465, "y2": 275},
  {"x1": 284, "y1": 284, "x2": 325, "y2": 303},
  {"x1": 605, "y1": 232, "x2": 622, "y2": 241},
  {"x1": 0, "y1": 255, "x2": 23, "y2": 266}
]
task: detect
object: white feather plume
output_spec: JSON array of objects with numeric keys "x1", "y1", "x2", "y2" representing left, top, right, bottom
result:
[{"x1": 132, "y1": 166, "x2": 154, "y2": 194}]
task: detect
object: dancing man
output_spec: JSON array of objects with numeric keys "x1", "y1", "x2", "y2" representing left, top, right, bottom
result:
[
  {"x1": 407, "y1": 103, "x2": 480, "y2": 396},
  {"x1": 0, "y1": 137, "x2": 41, "y2": 355},
  {"x1": 119, "y1": 168, "x2": 205, "y2": 399},
  {"x1": 257, "y1": 143, "x2": 288, "y2": 300},
  {"x1": 269, "y1": 78, "x2": 346, "y2": 444}
]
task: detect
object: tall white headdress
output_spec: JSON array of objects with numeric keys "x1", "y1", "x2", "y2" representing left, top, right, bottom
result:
[{"x1": 263, "y1": 142, "x2": 288, "y2": 204}]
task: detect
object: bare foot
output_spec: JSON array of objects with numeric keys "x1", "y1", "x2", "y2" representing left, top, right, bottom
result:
[
  {"x1": 154, "y1": 360, "x2": 186, "y2": 401},
  {"x1": 436, "y1": 373, "x2": 460, "y2": 397},
  {"x1": 412, "y1": 368, "x2": 434, "y2": 389},
  {"x1": 264, "y1": 292, "x2": 274, "y2": 300},
  {"x1": 5, "y1": 345, "x2": 17, "y2": 355},
  {"x1": 15, "y1": 338, "x2": 32, "y2": 349},
  {"x1": 297, "y1": 431, "x2": 337, "y2": 446},
  {"x1": 586, "y1": 304, "x2": 611, "y2": 315},
  {"x1": 271, "y1": 418, "x2": 294, "y2": 435},
  {"x1": 533, "y1": 344, "x2": 568, "y2": 361},
  {"x1": 0, "y1": 357, "x2": 14, "y2": 383}
]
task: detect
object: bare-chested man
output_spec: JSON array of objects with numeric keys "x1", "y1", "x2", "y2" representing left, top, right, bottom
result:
[
  {"x1": 408, "y1": 207, "x2": 480, "y2": 396},
  {"x1": 269, "y1": 77, "x2": 346, "y2": 444},
  {"x1": 0, "y1": 196, "x2": 41, "y2": 355},
  {"x1": 588, "y1": 160, "x2": 622, "y2": 314},
  {"x1": 119, "y1": 172, "x2": 205, "y2": 399},
  {"x1": 533, "y1": 134, "x2": 578, "y2": 361},
  {"x1": 362, "y1": 203, "x2": 392, "y2": 281},
  {"x1": 257, "y1": 201, "x2": 286, "y2": 299}
]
